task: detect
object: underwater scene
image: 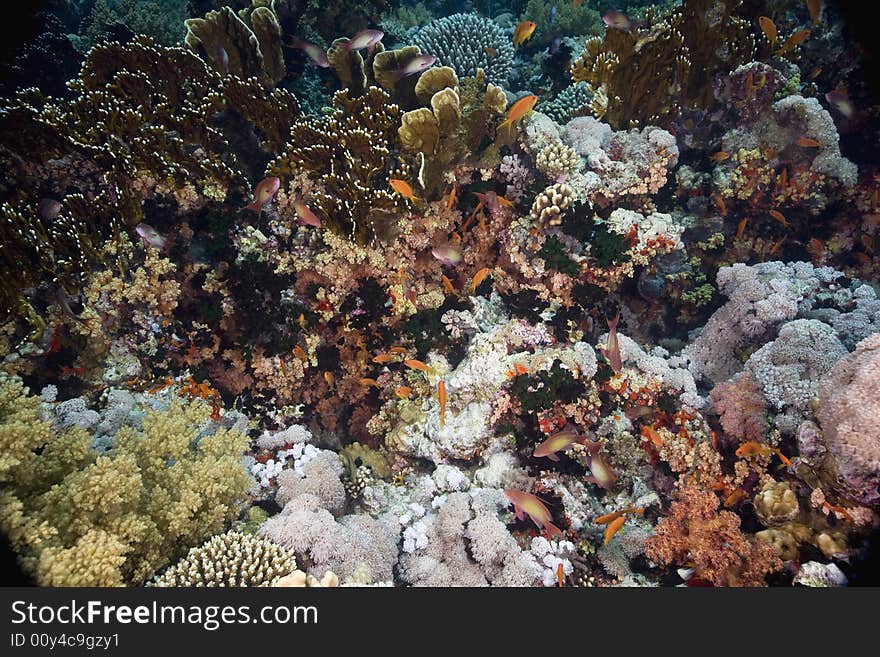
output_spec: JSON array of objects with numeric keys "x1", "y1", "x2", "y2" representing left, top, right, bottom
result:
[{"x1": 0, "y1": 0, "x2": 878, "y2": 589}]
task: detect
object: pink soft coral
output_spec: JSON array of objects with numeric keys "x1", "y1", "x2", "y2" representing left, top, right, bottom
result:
[{"x1": 710, "y1": 371, "x2": 767, "y2": 443}]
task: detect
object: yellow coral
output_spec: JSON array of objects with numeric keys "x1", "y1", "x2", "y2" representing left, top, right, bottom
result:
[{"x1": 0, "y1": 380, "x2": 251, "y2": 586}]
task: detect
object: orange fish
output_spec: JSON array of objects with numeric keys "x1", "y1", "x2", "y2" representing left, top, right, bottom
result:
[
  {"x1": 359, "y1": 378, "x2": 379, "y2": 387},
  {"x1": 583, "y1": 440, "x2": 618, "y2": 490},
  {"x1": 769, "y1": 209, "x2": 789, "y2": 226},
  {"x1": 293, "y1": 345, "x2": 308, "y2": 361},
  {"x1": 603, "y1": 516, "x2": 625, "y2": 545},
  {"x1": 497, "y1": 94, "x2": 538, "y2": 136},
  {"x1": 389, "y1": 346, "x2": 408, "y2": 353},
  {"x1": 441, "y1": 274, "x2": 457, "y2": 296},
  {"x1": 373, "y1": 353, "x2": 397, "y2": 363},
  {"x1": 404, "y1": 359, "x2": 433, "y2": 373},
  {"x1": 389, "y1": 178, "x2": 420, "y2": 202},
  {"x1": 504, "y1": 489, "x2": 562, "y2": 537},
  {"x1": 395, "y1": 385, "x2": 412, "y2": 399},
  {"x1": 533, "y1": 431, "x2": 583, "y2": 461},
  {"x1": 438, "y1": 379, "x2": 447, "y2": 427},
  {"x1": 710, "y1": 151, "x2": 730, "y2": 162},
  {"x1": 723, "y1": 489, "x2": 748, "y2": 508},
  {"x1": 470, "y1": 267, "x2": 491, "y2": 293},
  {"x1": 483, "y1": 47, "x2": 499, "y2": 58},
  {"x1": 735, "y1": 441, "x2": 774, "y2": 458},
  {"x1": 714, "y1": 193, "x2": 727, "y2": 216},
  {"x1": 556, "y1": 562, "x2": 565, "y2": 587},
  {"x1": 777, "y1": 29, "x2": 810, "y2": 55},
  {"x1": 513, "y1": 20, "x2": 537, "y2": 49},
  {"x1": 769, "y1": 238, "x2": 785, "y2": 256},
  {"x1": 736, "y1": 218, "x2": 748, "y2": 239},
  {"x1": 758, "y1": 16, "x2": 777, "y2": 46},
  {"x1": 778, "y1": 167, "x2": 788, "y2": 188},
  {"x1": 805, "y1": 0, "x2": 821, "y2": 25},
  {"x1": 640, "y1": 425, "x2": 664, "y2": 448},
  {"x1": 298, "y1": 313, "x2": 307, "y2": 330},
  {"x1": 446, "y1": 185, "x2": 458, "y2": 209},
  {"x1": 573, "y1": 0, "x2": 582, "y2": 9},
  {"x1": 808, "y1": 66, "x2": 822, "y2": 80},
  {"x1": 323, "y1": 371, "x2": 335, "y2": 388},
  {"x1": 796, "y1": 136, "x2": 822, "y2": 147}
]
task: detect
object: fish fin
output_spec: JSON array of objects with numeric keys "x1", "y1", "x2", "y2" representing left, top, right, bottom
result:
[
  {"x1": 514, "y1": 505, "x2": 525, "y2": 522},
  {"x1": 547, "y1": 453, "x2": 560, "y2": 462},
  {"x1": 543, "y1": 523, "x2": 563, "y2": 538},
  {"x1": 243, "y1": 200, "x2": 262, "y2": 216},
  {"x1": 607, "y1": 312, "x2": 620, "y2": 330}
]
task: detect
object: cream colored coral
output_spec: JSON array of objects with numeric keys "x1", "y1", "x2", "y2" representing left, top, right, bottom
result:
[
  {"x1": 0, "y1": 381, "x2": 251, "y2": 586},
  {"x1": 275, "y1": 570, "x2": 340, "y2": 587},
  {"x1": 529, "y1": 183, "x2": 574, "y2": 225},
  {"x1": 755, "y1": 528, "x2": 799, "y2": 561},
  {"x1": 754, "y1": 480, "x2": 800, "y2": 526},
  {"x1": 150, "y1": 531, "x2": 296, "y2": 587},
  {"x1": 536, "y1": 143, "x2": 582, "y2": 178}
]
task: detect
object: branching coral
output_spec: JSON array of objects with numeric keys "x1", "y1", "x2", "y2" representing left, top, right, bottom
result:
[
  {"x1": 0, "y1": 380, "x2": 251, "y2": 586},
  {"x1": 411, "y1": 13, "x2": 514, "y2": 85}
]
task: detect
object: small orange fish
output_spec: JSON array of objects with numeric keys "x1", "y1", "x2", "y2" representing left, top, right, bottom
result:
[
  {"x1": 640, "y1": 425, "x2": 664, "y2": 448},
  {"x1": 778, "y1": 167, "x2": 788, "y2": 188},
  {"x1": 736, "y1": 218, "x2": 748, "y2": 239},
  {"x1": 769, "y1": 209, "x2": 789, "y2": 226},
  {"x1": 808, "y1": 66, "x2": 823, "y2": 80},
  {"x1": 775, "y1": 449, "x2": 792, "y2": 467},
  {"x1": 446, "y1": 185, "x2": 458, "y2": 209},
  {"x1": 603, "y1": 516, "x2": 626, "y2": 545},
  {"x1": 483, "y1": 46, "x2": 499, "y2": 58},
  {"x1": 441, "y1": 274, "x2": 456, "y2": 295},
  {"x1": 497, "y1": 94, "x2": 538, "y2": 136},
  {"x1": 758, "y1": 16, "x2": 778, "y2": 46},
  {"x1": 556, "y1": 562, "x2": 565, "y2": 587},
  {"x1": 404, "y1": 359, "x2": 433, "y2": 373},
  {"x1": 573, "y1": 0, "x2": 582, "y2": 9},
  {"x1": 471, "y1": 267, "x2": 490, "y2": 293},
  {"x1": 389, "y1": 178, "x2": 420, "y2": 202},
  {"x1": 373, "y1": 353, "x2": 397, "y2": 363},
  {"x1": 293, "y1": 345, "x2": 309, "y2": 361},
  {"x1": 438, "y1": 379, "x2": 447, "y2": 427},
  {"x1": 323, "y1": 371, "x2": 335, "y2": 388},
  {"x1": 513, "y1": 20, "x2": 537, "y2": 49},
  {"x1": 395, "y1": 385, "x2": 412, "y2": 399},
  {"x1": 723, "y1": 489, "x2": 748, "y2": 508},
  {"x1": 389, "y1": 346, "x2": 408, "y2": 353},
  {"x1": 298, "y1": 313, "x2": 307, "y2": 330},
  {"x1": 769, "y1": 238, "x2": 785, "y2": 256},
  {"x1": 805, "y1": 0, "x2": 821, "y2": 25},
  {"x1": 735, "y1": 441, "x2": 774, "y2": 458},
  {"x1": 714, "y1": 193, "x2": 727, "y2": 216},
  {"x1": 359, "y1": 378, "x2": 379, "y2": 387},
  {"x1": 796, "y1": 136, "x2": 822, "y2": 147},
  {"x1": 710, "y1": 151, "x2": 730, "y2": 162},
  {"x1": 514, "y1": 362, "x2": 529, "y2": 376},
  {"x1": 776, "y1": 29, "x2": 810, "y2": 55},
  {"x1": 822, "y1": 501, "x2": 853, "y2": 522}
]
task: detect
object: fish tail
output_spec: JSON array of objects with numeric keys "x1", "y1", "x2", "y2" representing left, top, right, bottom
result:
[
  {"x1": 544, "y1": 523, "x2": 563, "y2": 538},
  {"x1": 243, "y1": 200, "x2": 262, "y2": 216}
]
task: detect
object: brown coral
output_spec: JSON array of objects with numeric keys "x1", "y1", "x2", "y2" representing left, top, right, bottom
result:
[{"x1": 645, "y1": 486, "x2": 782, "y2": 586}]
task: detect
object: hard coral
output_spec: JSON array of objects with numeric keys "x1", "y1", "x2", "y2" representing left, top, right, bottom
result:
[
  {"x1": 571, "y1": 0, "x2": 754, "y2": 129},
  {"x1": 645, "y1": 486, "x2": 782, "y2": 586}
]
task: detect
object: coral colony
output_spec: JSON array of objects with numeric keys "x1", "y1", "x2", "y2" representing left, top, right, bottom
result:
[{"x1": 1, "y1": 0, "x2": 879, "y2": 588}]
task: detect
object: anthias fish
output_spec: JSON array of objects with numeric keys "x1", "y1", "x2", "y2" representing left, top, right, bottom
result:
[
  {"x1": 598, "y1": 313, "x2": 622, "y2": 372},
  {"x1": 603, "y1": 11, "x2": 632, "y2": 31},
  {"x1": 345, "y1": 29, "x2": 384, "y2": 51},
  {"x1": 504, "y1": 490, "x2": 563, "y2": 537},
  {"x1": 135, "y1": 223, "x2": 166, "y2": 250},
  {"x1": 287, "y1": 38, "x2": 330, "y2": 68},
  {"x1": 244, "y1": 176, "x2": 281, "y2": 216},
  {"x1": 293, "y1": 195, "x2": 322, "y2": 228},
  {"x1": 513, "y1": 21, "x2": 537, "y2": 49},
  {"x1": 389, "y1": 179, "x2": 420, "y2": 202},
  {"x1": 533, "y1": 431, "x2": 585, "y2": 461},
  {"x1": 497, "y1": 94, "x2": 538, "y2": 136}
]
